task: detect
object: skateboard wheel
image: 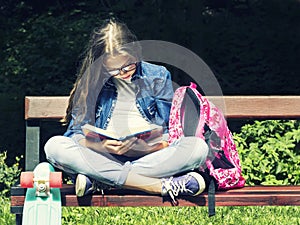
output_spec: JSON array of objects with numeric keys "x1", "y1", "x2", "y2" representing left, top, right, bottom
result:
[
  {"x1": 20, "y1": 172, "x2": 34, "y2": 188},
  {"x1": 49, "y1": 172, "x2": 62, "y2": 188}
]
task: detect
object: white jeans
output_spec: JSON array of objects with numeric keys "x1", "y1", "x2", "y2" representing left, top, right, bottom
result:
[{"x1": 44, "y1": 136, "x2": 208, "y2": 187}]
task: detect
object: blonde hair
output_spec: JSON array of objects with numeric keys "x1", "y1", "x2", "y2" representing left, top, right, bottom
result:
[{"x1": 62, "y1": 19, "x2": 140, "y2": 125}]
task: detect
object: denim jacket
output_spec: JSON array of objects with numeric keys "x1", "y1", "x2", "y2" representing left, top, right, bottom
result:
[{"x1": 64, "y1": 61, "x2": 174, "y2": 139}]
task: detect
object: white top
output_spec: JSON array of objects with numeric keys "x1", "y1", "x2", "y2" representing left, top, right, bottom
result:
[{"x1": 106, "y1": 78, "x2": 163, "y2": 144}]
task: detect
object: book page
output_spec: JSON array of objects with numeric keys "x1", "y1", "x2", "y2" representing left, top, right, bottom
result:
[{"x1": 81, "y1": 124, "x2": 163, "y2": 142}]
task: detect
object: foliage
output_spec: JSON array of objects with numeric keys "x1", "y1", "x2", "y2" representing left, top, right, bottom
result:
[
  {"x1": 234, "y1": 120, "x2": 300, "y2": 185},
  {"x1": 0, "y1": 196, "x2": 15, "y2": 225},
  {"x1": 0, "y1": 2, "x2": 106, "y2": 96},
  {"x1": 0, "y1": 152, "x2": 22, "y2": 196},
  {"x1": 1, "y1": 0, "x2": 300, "y2": 96}
]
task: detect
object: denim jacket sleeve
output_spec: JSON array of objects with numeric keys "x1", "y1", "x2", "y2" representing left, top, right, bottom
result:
[
  {"x1": 63, "y1": 103, "x2": 95, "y2": 138},
  {"x1": 151, "y1": 67, "x2": 173, "y2": 133},
  {"x1": 63, "y1": 116, "x2": 85, "y2": 138},
  {"x1": 136, "y1": 62, "x2": 174, "y2": 133}
]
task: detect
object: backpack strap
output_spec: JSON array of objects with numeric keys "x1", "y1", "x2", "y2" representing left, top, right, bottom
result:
[
  {"x1": 185, "y1": 83, "x2": 210, "y2": 138},
  {"x1": 168, "y1": 82, "x2": 206, "y2": 144},
  {"x1": 208, "y1": 179, "x2": 216, "y2": 217}
]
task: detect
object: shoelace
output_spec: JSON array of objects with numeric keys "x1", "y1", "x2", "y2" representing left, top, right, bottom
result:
[
  {"x1": 163, "y1": 175, "x2": 193, "y2": 205},
  {"x1": 89, "y1": 181, "x2": 111, "y2": 195}
]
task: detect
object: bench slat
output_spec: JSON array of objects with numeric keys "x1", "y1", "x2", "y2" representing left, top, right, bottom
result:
[
  {"x1": 10, "y1": 185, "x2": 300, "y2": 208},
  {"x1": 25, "y1": 96, "x2": 300, "y2": 119},
  {"x1": 64, "y1": 193, "x2": 300, "y2": 207},
  {"x1": 25, "y1": 96, "x2": 69, "y2": 120},
  {"x1": 209, "y1": 96, "x2": 300, "y2": 119},
  {"x1": 11, "y1": 192, "x2": 300, "y2": 208},
  {"x1": 12, "y1": 184, "x2": 300, "y2": 196}
]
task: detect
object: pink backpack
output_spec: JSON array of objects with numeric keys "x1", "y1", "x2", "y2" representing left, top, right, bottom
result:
[{"x1": 168, "y1": 83, "x2": 245, "y2": 215}]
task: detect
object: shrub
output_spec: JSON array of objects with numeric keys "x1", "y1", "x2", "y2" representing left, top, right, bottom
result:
[
  {"x1": 0, "y1": 151, "x2": 22, "y2": 196},
  {"x1": 234, "y1": 120, "x2": 300, "y2": 185},
  {"x1": 0, "y1": 195, "x2": 15, "y2": 225}
]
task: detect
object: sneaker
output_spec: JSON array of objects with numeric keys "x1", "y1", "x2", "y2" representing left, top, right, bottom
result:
[
  {"x1": 75, "y1": 174, "x2": 110, "y2": 197},
  {"x1": 161, "y1": 172, "x2": 206, "y2": 204}
]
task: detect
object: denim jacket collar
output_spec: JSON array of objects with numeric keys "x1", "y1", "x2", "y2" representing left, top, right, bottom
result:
[{"x1": 131, "y1": 62, "x2": 145, "y2": 81}]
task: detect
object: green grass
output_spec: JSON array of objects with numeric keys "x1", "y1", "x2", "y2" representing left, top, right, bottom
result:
[
  {"x1": 2, "y1": 195, "x2": 299, "y2": 225},
  {"x1": 62, "y1": 206, "x2": 300, "y2": 225}
]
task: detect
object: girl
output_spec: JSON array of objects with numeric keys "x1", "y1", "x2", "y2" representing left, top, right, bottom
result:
[{"x1": 44, "y1": 19, "x2": 208, "y2": 202}]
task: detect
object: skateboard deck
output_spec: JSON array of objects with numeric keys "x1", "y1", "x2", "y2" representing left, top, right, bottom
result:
[{"x1": 21, "y1": 162, "x2": 62, "y2": 225}]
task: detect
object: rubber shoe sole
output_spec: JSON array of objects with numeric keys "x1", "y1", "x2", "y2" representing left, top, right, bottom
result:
[
  {"x1": 75, "y1": 174, "x2": 87, "y2": 197},
  {"x1": 188, "y1": 172, "x2": 206, "y2": 196}
]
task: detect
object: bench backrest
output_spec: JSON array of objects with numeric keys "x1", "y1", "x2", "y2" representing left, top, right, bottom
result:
[
  {"x1": 24, "y1": 96, "x2": 300, "y2": 170},
  {"x1": 25, "y1": 96, "x2": 300, "y2": 120}
]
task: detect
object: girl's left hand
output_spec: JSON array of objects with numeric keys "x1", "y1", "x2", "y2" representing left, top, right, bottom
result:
[
  {"x1": 122, "y1": 139, "x2": 151, "y2": 157},
  {"x1": 123, "y1": 139, "x2": 168, "y2": 157}
]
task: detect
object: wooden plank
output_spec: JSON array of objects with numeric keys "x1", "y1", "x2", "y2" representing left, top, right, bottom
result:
[
  {"x1": 209, "y1": 96, "x2": 300, "y2": 119},
  {"x1": 216, "y1": 185, "x2": 300, "y2": 193},
  {"x1": 24, "y1": 96, "x2": 300, "y2": 120},
  {"x1": 63, "y1": 193, "x2": 300, "y2": 207},
  {"x1": 25, "y1": 96, "x2": 69, "y2": 120},
  {"x1": 11, "y1": 192, "x2": 300, "y2": 207},
  {"x1": 11, "y1": 184, "x2": 300, "y2": 196},
  {"x1": 11, "y1": 185, "x2": 300, "y2": 207}
]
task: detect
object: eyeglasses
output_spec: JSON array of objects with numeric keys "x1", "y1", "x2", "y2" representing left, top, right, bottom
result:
[{"x1": 107, "y1": 62, "x2": 137, "y2": 76}]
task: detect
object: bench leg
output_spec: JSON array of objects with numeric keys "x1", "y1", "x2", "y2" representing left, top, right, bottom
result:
[
  {"x1": 25, "y1": 121, "x2": 40, "y2": 171},
  {"x1": 15, "y1": 214, "x2": 22, "y2": 225}
]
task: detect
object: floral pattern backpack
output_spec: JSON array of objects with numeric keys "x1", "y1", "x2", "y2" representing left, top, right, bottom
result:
[{"x1": 168, "y1": 83, "x2": 245, "y2": 215}]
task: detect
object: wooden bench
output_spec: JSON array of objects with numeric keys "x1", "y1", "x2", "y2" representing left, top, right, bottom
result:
[{"x1": 10, "y1": 96, "x2": 300, "y2": 224}]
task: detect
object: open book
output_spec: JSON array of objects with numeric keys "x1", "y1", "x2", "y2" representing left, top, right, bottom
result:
[{"x1": 81, "y1": 124, "x2": 163, "y2": 142}]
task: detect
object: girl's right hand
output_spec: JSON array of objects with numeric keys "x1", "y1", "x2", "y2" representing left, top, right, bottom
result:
[{"x1": 83, "y1": 137, "x2": 138, "y2": 155}]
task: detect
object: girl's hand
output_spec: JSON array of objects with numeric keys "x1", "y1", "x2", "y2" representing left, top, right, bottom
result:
[
  {"x1": 103, "y1": 138, "x2": 138, "y2": 155},
  {"x1": 83, "y1": 137, "x2": 138, "y2": 155},
  {"x1": 123, "y1": 140, "x2": 169, "y2": 157},
  {"x1": 82, "y1": 138, "x2": 168, "y2": 157}
]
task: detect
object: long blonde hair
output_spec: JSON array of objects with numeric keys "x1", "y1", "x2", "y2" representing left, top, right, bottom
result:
[{"x1": 62, "y1": 19, "x2": 140, "y2": 125}]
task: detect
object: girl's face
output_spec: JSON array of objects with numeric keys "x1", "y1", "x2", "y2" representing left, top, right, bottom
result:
[{"x1": 104, "y1": 54, "x2": 137, "y2": 80}]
